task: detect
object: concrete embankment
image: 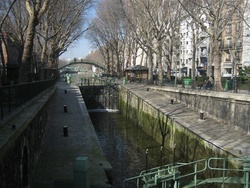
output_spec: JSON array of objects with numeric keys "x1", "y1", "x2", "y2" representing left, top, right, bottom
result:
[
  {"x1": 31, "y1": 80, "x2": 112, "y2": 188},
  {"x1": 119, "y1": 83, "x2": 250, "y2": 164}
]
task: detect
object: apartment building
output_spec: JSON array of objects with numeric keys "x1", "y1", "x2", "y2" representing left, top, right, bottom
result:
[
  {"x1": 178, "y1": 3, "x2": 247, "y2": 79},
  {"x1": 242, "y1": 1, "x2": 250, "y2": 69},
  {"x1": 178, "y1": 17, "x2": 209, "y2": 78},
  {"x1": 220, "y1": 8, "x2": 243, "y2": 77}
]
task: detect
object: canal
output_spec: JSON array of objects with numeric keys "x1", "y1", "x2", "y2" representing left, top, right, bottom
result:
[
  {"x1": 83, "y1": 84, "x2": 241, "y2": 188},
  {"x1": 89, "y1": 112, "x2": 174, "y2": 187}
]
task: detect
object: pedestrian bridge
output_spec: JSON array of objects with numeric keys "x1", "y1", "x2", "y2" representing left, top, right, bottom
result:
[
  {"x1": 58, "y1": 59, "x2": 107, "y2": 71},
  {"x1": 123, "y1": 157, "x2": 250, "y2": 188}
]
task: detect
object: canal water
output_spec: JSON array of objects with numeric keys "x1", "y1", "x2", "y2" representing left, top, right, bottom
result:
[{"x1": 89, "y1": 112, "x2": 174, "y2": 187}]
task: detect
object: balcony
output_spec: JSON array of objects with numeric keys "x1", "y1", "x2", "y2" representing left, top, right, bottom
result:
[
  {"x1": 199, "y1": 41, "x2": 207, "y2": 48},
  {"x1": 220, "y1": 44, "x2": 233, "y2": 52},
  {"x1": 200, "y1": 31, "x2": 208, "y2": 38},
  {"x1": 235, "y1": 42, "x2": 242, "y2": 49}
]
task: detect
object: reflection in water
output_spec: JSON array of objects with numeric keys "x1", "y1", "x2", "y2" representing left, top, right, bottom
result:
[{"x1": 89, "y1": 112, "x2": 173, "y2": 187}]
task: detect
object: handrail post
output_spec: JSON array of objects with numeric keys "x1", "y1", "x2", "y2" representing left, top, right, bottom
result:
[
  {"x1": 244, "y1": 159, "x2": 250, "y2": 188},
  {"x1": 194, "y1": 163, "x2": 197, "y2": 188}
]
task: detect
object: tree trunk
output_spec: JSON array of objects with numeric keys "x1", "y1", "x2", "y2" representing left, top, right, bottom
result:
[
  {"x1": 19, "y1": 17, "x2": 37, "y2": 82},
  {"x1": 157, "y1": 40, "x2": 163, "y2": 85},
  {"x1": 212, "y1": 38, "x2": 223, "y2": 90},
  {"x1": 147, "y1": 48, "x2": 153, "y2": 84},
  {"x1": 0, "y1": 41, "x2": 6, "y2": 85}
]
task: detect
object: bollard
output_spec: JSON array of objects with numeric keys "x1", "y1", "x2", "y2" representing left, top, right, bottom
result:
[
  {"x1": 200, "y1": 110, "x2": 204, "y2": 120},
  {"x1": 170, "y1": 99, "x2": 174, "y2": 105},
  {"x1": 64, "y1": 105, "x2": 67, "y2": 113},
  {"x1": 64, "y1": 89, "x2": 67, "y2": 94},
  {"x1": 63, "y1": 126, "x2": 68, "y2": 137},
  {"x1": 74, "y1": 156, "x2": 90, "y2": 188},
  {"x1": 12, "y1": 124, "x2": 16, "y2": 130}
]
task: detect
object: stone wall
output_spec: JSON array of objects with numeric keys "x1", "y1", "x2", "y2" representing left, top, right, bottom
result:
[
  {"x1": 0, "y1": 87, "x2": 56, "y2": 188},
  {"x1": 149, "y1": 87, "x2": 250, "y2": 134},
  {"x1": 118, "y1": 85, "x2": 241, "y2": 170}
]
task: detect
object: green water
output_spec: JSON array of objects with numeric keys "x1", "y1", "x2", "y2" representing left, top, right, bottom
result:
[{"x1": 89, "y1": 112, "x2": 173, "y2": 187}]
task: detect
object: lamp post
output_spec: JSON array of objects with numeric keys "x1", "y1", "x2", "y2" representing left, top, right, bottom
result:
[
  {"x1": 145, "y1": 149, "x2": 149, "y2": 173},
  {"x1": 160, "y1": 146, "x2": 163, "y2": 168},
  {"x1": 174, "y1": 58, "x2": 177, "y2": 86},
  {"x1": 174, "y1": 48, "x2": 180, "y2": 87}
]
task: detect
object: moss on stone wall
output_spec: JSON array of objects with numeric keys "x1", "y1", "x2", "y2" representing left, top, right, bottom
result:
[{"x1": 119, "y1": 86, "x2": 242, "y2": 179}]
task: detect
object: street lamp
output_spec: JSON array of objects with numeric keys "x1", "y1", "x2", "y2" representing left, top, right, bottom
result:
[
  {"x1": 145, "y1": 148, "x2": 149, "y2": 173},
  {"x1": 160, "y1": 146, "x2": 163, "y2": 168},
  {"x1": 174, "y1": 48, "x2": 180, "y2": 87}
]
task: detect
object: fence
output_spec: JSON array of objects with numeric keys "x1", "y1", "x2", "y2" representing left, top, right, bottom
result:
[
  {"x1": 0, "y1": 79, "x2": 56, "y2": 121},
  {"x1": 161, "y1": 78, "x2": 250, "y2": 94}
]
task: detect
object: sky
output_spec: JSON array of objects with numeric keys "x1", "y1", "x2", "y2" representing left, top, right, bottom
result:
[
  {"x1": 60, "y1": 38, "x2": 93, "y2": 60},
  {"x1": 59, "y1": 3, "x2": 97, "y2": 61}
]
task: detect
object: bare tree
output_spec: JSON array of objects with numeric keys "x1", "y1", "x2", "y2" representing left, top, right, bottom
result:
[
  {"x1": 178, "y1": 0, "x2": 243, "y2": 90},
  {"x1": 122, "y1": 0, "x2": 184, "y2": 84},
  {"x1": 122, "y1": 0, "x2": 157, "y2": 83},
  {"x1": 2, "y1": 0, "x2": 28, "y2": 58},
  {"x1": 18, "y1": 0, "x2": 50, "y2": 82},
  {"x1": 0, "y1": 0, "x2": 18, "y2": 85},
  {"x1": 36, "y1": 0, "x2": 93, "y2": 69},
  {"x1": 87, "y1": 0, "x2": 126, "y2": 76}
]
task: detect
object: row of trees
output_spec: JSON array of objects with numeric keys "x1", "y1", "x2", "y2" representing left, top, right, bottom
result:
[
  {"x1": 87, "y1": 0, "x2": 249, "y2": 90},
  {"x1": 0, "y1": 0, "x2": 94, "y2": 84}
]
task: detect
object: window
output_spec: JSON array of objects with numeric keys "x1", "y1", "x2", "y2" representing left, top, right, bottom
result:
[
  {"x1": 225, "y1": 68, "x2": 232, "y2": 74},
  {"x1": 226, "y1": 53, "x2": 231, "y2": 61},
  {"x1": 227, "y1": 38, "x2": 232, "y2": 47},
  {"x1": 226, "y1": 24, "x2": 232, "y2": 34}
]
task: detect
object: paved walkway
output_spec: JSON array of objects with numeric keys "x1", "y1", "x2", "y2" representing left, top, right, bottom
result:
[
  {"x1": 123, "y1": 83, "x2": 250, "y2": 158},
  {"x1": 31, "y1": 80, "x2": 111, "y2": 188}
]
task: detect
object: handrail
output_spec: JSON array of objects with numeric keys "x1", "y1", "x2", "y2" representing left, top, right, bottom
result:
[
  {"x1": 208, "y1": 157, "x2": 246, "y2": 172},
  {"x1": 0, "y1": 79, "x2": 56, "y2": 121},
  {"x1": 175, "y1": 159, "x2": 207, "y2": 180},
  {"x1": 122, "y1": 157, "x2": 250, "y2": 188},
  {"x1": 122, "y1": 159, "x2": 207, "y2": 188}
]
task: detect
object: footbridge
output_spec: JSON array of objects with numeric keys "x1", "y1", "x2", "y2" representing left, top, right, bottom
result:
[
  {"x1": 58, "y1": 59, "x2": 107, "y2": 71},
  {"x1": 123, "y1": 157, "x2": 250, "y2": 188}
]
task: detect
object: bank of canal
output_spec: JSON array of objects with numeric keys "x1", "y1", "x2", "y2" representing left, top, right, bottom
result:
[{"x1": 89, "y1": 112, "x2": 173, "y2": 187}]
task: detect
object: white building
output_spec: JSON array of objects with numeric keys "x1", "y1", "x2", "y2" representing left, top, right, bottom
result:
[
  {"x1": 178, "y1": 17, "x2": 209, "y2": 78},
  {"x1": 242, "y1": 2, "x2": 250, "y2": 68}
]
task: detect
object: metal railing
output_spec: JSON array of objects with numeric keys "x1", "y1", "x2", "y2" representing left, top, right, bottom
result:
[
  {"x1": 122, "y1": 159, "x2": 207, "y2": 188},
  {"x1": 77, "y1": 77, "x2": 119, "y2": 86},
  {"x1": 123, "y1": 157, "x2": 250, "y2": 188},
  {"x1": 150, "y1": 79, "x2": 250, "y2": 94},
  {"x1": 0, "y1": 79, "x2": 56, "y2": 121}
]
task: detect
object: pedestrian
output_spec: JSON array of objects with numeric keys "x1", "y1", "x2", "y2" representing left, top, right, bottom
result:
[
  {"x1": 206, "y1": 80, "x2": 213, "y2": 89},
  {"x1": 203, "y1": 80, "x2": 208, "y2": 89}
]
